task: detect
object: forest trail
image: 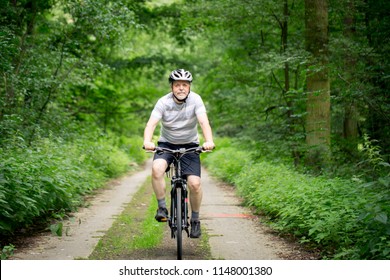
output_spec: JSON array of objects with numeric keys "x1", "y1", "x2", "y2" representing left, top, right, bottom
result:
[
  {"x1": 11, "y1": 158, "x2": 315, "y2": 260},
  {"x1": 11, "y1": 160, "x2": 153, "y2": 260},
  {"x1": 202, "y1": 169, "x2": 284, "y2": 259}
]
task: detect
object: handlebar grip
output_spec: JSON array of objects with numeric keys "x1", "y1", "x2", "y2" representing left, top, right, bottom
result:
[{"x1": 142, "y1": 145, "x2": 157, "y2": 153}]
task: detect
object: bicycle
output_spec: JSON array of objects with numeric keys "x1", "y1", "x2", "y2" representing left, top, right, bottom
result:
[{"x1": 145, "y1": 146, "x2": 206, "y2": 260}]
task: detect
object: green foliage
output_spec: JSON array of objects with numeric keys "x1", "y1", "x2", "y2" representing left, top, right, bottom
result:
[
  {"x1": 115, "y1": 135, "x2": 148, "y2": 165},
  {"x1": 1, "y1": 244, "x2": 15, "y2": 260},
  {"x1": 0, "y1": 0, "x2": 163, "y2": 239},
  {"x1": 50, "y1": 222, "x2": 64, "y2": 237},
  {"x1": 84, "y1": 140, "x2": 130, "y2": 178},
  {"x1": 202, "y1": 138, "x2": 251, "y2": 185},
  {"x1": 181, "y1": 0, "x2": 307, "y2": 136},
  {"x1": 0, "y1": 0, "x2": 142, "y2": 144},
  {"x1": 0, "y1": 0, "x2": 389, "y2": 260},
  {"x1": 0, "y1": 133, "x2": 144, "y2": 236},
  {"x1": 0, "y1": 0, "x2": 185, "y2": 238},
  {"x1": 178, "y1": 0, "x2": 390, "y2": 172},
  {"x1": 204, "y1": 141, "x2": 390, "y2": 259}
]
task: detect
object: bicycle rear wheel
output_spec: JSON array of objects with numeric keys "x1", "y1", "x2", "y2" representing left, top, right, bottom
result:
[{"x1": 176, "y1": 187, "x2": 182, "y2": 260}]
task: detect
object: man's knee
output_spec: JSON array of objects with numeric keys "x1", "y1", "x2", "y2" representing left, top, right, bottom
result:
[
  {"x1": 152, "y1": 159, "x2": 168, "y2": 178},
  {"x1": 188, "y1": 176, "x2": 201, "y2": 192}
]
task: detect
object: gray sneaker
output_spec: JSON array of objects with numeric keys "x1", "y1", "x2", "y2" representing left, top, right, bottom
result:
[
  {"x1": 155, "y1": 207, "x2": 168, "y2": 222},
  {"x1": 190, "y1": 220, "x2": 201, "y2": 238}
]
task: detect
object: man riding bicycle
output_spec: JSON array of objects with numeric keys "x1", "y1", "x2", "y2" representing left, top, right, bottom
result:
[{"x1": 143, "y1": 69, "x2": 215, "y2": 238}]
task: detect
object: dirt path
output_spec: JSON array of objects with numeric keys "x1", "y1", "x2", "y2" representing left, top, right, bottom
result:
[
  {"x1": 10, "y1": 158, "x2": 317, "y2": 260},
  {"x1": 202, "y1": 169, "x2": 287, "y2": 260},
  {"x1": 11, "y1": 160, "x2": 153, "y2": 260}
]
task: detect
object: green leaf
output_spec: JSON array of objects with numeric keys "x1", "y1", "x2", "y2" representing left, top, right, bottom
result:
[
  {"x1": 50, "y1": 223, "x2": 63, "y2": 237},
  {"x1": 374, "y1": 213, "x2": 388, "y2": 224}
]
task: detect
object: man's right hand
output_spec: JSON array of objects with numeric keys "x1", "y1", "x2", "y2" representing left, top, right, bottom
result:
[{"x1": 143, "y1": 141, "x2": 156, "y2": 151}]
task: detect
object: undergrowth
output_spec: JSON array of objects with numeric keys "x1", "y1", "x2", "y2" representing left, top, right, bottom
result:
[
  {"x1": 204, "y1": 138, "x2": 390, "y2": 260},
  {"x1": 0, "y1": 132, "x2": 147, "y2": 237}
]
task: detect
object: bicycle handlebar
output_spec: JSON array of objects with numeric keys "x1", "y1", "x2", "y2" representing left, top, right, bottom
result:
[{"x1": 143, "y1": 146, "x2": 212, "y2": 155}]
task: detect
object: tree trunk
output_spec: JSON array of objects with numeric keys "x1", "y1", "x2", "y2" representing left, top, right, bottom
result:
[
  {"x1": 304, "y1": 0, "x2": 331, "y2": 168},
  {"x1": 342, "y1": 0, "x2": 359, "y2": 153}
]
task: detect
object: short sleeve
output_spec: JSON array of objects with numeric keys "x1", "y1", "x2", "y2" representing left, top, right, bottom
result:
[
  {"x1": 151, "y1": 98, "x2": 164, "y2": 120},
  {"x1": 195, "y1": 95, "x2": 206, "y2": 116}
]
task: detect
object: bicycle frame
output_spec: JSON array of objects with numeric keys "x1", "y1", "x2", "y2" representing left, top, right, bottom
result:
[
  {"x1": 154, "y1": 146, "x2": 203, "y2": 259},
  {"x1": 168, "y1": 150, "x2": 190, "y2": 238}
]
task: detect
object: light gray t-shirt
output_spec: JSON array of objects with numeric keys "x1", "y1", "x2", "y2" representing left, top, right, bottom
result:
[{"x1": 151, "y1": 91, "x2": 206, "y2": 144}]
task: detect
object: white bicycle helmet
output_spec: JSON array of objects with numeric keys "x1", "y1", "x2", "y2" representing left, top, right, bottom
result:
[{"x1": 168, "y1": 69, "x2": 193, "y2": 83}]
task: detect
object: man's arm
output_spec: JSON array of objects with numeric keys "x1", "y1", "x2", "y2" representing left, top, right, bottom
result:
[
  {"x1": 197, "y1": 112, "x2": 215, "y2": 150},
  {"x1": 143, "y1": 116, "x2": 159, "y2": 150}
]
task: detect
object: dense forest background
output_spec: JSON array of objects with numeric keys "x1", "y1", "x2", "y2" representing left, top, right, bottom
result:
[{"x1": 1, "y1": 0, "x2": 389, "y2": 259}]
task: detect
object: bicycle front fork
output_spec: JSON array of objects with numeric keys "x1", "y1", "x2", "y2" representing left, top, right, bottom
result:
[
  {"x1": 169, "y1": 181, "x2": 190, "y2": 238},
  {"x1": 182, "y1": 186, "x2": 190, "y2": 237}
]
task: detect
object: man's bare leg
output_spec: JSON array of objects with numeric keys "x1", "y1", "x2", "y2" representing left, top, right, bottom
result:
[
  {"x1": 187, "y1": 175, "x2": 202, "y2": 237},
  {"x1": 152, "y1": 159, "x2": 168, "y2": 221}
]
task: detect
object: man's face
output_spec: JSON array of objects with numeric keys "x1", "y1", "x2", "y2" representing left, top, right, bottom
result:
[{"x1": 172, "y1": 80, "x2": 190, "y2": 101}]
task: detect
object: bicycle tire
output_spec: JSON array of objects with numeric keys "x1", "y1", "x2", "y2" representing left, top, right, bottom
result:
[{"x1": 176, "y1": 187, "x2": 183, "y2": 260}]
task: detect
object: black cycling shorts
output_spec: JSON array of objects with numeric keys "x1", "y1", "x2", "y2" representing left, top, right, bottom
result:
[{"x1": 153, "y1": 142, "x2": 201, "y2": 177}]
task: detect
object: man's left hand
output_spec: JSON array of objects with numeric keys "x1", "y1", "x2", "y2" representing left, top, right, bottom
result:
[{"x1": 202, "y1": 141, "x2": 215, "y2": 151}]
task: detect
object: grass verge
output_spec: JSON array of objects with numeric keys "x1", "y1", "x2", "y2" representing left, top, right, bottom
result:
[{"x1": 89, "y1": 177, "x2": 165, "y2": 259}]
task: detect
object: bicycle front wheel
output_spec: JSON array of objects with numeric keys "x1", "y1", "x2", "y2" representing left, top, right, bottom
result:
[{"x1": 175, "y1": 187, "x2": 182, "y2": 260}]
